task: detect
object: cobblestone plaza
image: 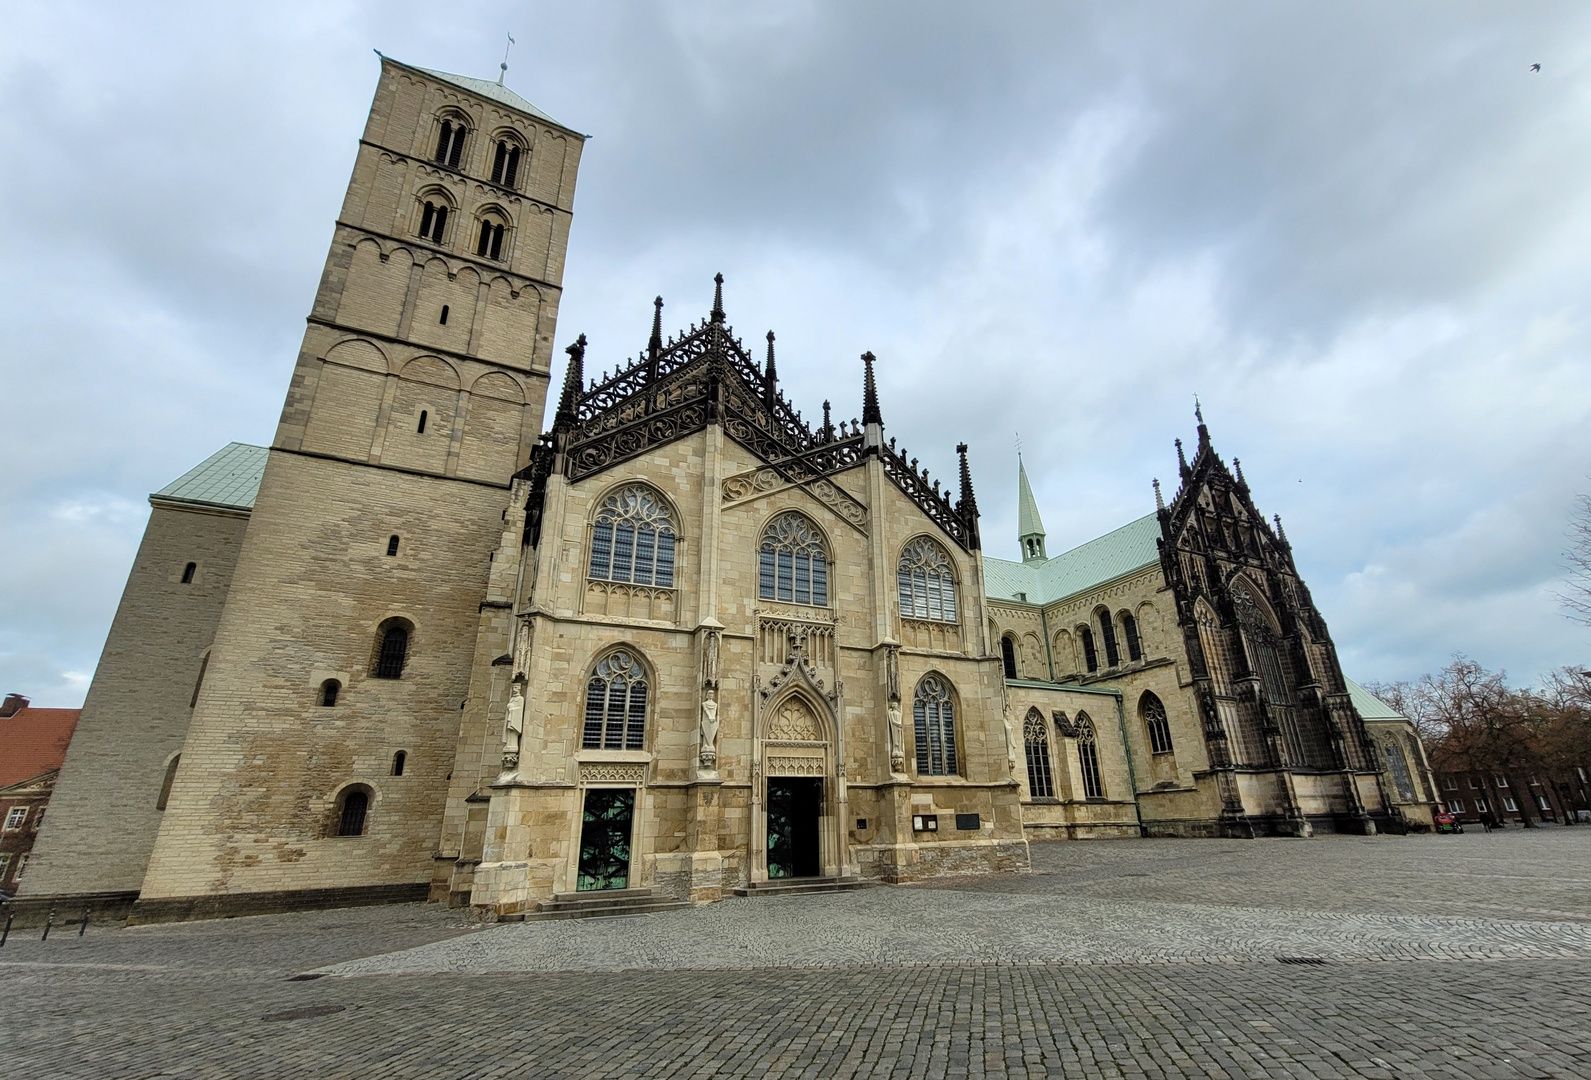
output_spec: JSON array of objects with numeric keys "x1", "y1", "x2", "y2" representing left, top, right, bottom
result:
[{"x1": 5, "y1": 832, "x2": 1590, "y2": 1078}]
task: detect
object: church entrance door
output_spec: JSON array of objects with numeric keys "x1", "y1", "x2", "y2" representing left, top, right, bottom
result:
[
  {"x1": 576, "y1": 788, "x2": 635, "y2": 891},
  {"x1": 766, "y1": 778, "x2": 822, "y2": 878}
]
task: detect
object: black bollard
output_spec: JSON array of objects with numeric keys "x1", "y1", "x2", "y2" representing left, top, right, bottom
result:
[
  {"x1": 78, "y1": 906, "x2": 91, "y2": 937},
  {"x1": 41, "y1": 908, "x2": 54, "y2": 941},
  {"x1": 1, "y1": 911, "x2": 12, "y2": 947}
]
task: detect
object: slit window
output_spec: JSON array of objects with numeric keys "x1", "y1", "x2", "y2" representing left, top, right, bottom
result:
[
  {"x1": 386, "y1": 535, "x2": 400, "y2": 556},
  {"x1": 439, "y1": 305, "x2": 449, "y2": 325},
  {"x1": 156, "y1": 755, "x2": 180, "y2": 811},
  {"x1": 320, "y1": 679, "x2": 341, "y2": 707},
  {"x1": 181, "y1": 562, "x2": 196, "y2": 584},
  {"x1": 190, "y1": 653, "x2": 209, "y2": 708},
  {"x1": 417, "y1": 410, "x2": 428, "y2": 434},
  {"x1": 392, "y1": 750, "x2": 407, "y2": 777}
]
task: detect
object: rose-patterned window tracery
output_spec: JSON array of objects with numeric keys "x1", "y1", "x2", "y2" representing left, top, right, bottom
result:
[
  {"x1": 588, "y1": 486, "x2": 677, "y2": 588},
  {"x1": 582, "y1": 649, "x2": 649, "y2": 750},
  {"x1": 759, "y1": 513, "x2": 829, "y2": 606},
  {"x1": 897, "y1": 537, "x2": 958, "y2": 622}
]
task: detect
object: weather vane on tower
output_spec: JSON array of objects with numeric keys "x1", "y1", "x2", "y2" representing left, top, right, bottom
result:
[{"x1": 498, "y1": 32, "x2": 516, "y2": 85}]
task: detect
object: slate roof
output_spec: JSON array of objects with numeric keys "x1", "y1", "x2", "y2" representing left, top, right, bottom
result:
[
  {"x1": 152, "y1": 443, "x2": 268, "y2": 513},
  {"x1": 0, "y1": 705, "x2": 80, "y2": 788},
  {"x1": 1346, "y1": 678, "x2": 1406, "y2": 721},
  {"x1": 984, "y1": 512, "x2": 1163, "y2": 605}
]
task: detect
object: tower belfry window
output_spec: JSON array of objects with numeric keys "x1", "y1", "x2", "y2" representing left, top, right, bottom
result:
[
  {"x1": 419, "y1": 201, "x2": 448, "y2": 243},
  {"x1": 476, "y1": 220, "x2": 505, "y2": 260},
  {"x1": 491, "y1": 140, "x2": 521, "y2": 187},
  {"x1": 434, "y1": 119, "x2": 466, "y2": 167}
]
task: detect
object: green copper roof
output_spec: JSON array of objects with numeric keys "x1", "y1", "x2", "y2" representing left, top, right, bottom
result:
[
  {"x1": 152, "y1": 443, "x2": 268, "y2": 512},
  {"x1": 1017, "y1": 456, "x2": 1046, "y2": 542},
  {"x1": 984, "y1": 512, "x2": 1162, "y2": 605},
  {"x1": 415, "y1": 64, "x2": 571, "y2": 130},
  {"x1": 1346, "y1": 678, "x2": 1406, "y2": 721}
]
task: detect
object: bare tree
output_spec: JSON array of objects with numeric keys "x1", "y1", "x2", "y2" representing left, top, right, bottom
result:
[{"x1": 1564, "y1": 491, "x2": 1591, "y2": 626}]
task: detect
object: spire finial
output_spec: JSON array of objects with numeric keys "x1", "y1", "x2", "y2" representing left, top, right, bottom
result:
[
  {"x1": 762, "y1": 330, "x2": 779, "y2": 410},
  {"x1": 1233, "y1": 457, "x2": 1246, "y2": 487},
  {"x1": 1274, "y1": 513, "x2": 1289, "y2": 543},
  {"x1": 861, "y1": 351, "x2": 882, "y2": 427},
  {"x1": 822, "y1": 400, "x2": 833, "y2": 441},
  {"x1": 498, "y1": 32, "x2": 515, "y2": 86},
  {"x1": 555, "y1": 334, "x2": 586, "y2": 428},
  {"x1": 649, "y1": 297, "x2": 664, "y2": 358},
  {"x1": 957, "y1": 442, "x2": 979, "y2": 518},
  {"x1": 710, "y1": 272, "x2": 725, "y2": 323},
  {"x1": 1176, "y1": 437, "x2": 1190, "y2": 479},
  {"x1": 1194, "y1": 394, "x2": 1203, "y2": 425},
  {"x1": 1154, "y1": 477, "x2": 1165, "y2": 511},
  {"x1": 1195, "y1": 396, "x2": 1211, "y2": 450}
]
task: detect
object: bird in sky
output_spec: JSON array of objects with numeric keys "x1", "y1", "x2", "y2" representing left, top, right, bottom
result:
[{"x1": 1531, "y1": 63, "x2": 1542, "y2": 72}]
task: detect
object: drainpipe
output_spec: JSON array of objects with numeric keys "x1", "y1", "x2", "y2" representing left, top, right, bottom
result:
[{"x1": 1058, "y1": 682, "x2": 1146, "y2": 838}]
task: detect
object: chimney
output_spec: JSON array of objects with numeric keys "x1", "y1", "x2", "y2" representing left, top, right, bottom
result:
[{"x1": 1, "y1": 693, "x2": 29, "y2": 718}]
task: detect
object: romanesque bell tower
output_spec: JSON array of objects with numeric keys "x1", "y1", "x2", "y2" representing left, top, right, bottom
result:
[{"x1": 134, "y1": 58, "x2": 584, "y2": 916}]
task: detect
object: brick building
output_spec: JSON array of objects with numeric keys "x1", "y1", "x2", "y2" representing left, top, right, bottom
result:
[
  {"x1": 0, "y1": 694, "x2": 80, "y2": 895},
  {"x1": 1433, "y1": 769, "x2": 1590, "y2": 827}
]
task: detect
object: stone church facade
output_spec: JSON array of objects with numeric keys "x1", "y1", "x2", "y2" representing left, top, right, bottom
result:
[{"x1": 18, "y1": 57, "x2": 1434, "y2": 924}]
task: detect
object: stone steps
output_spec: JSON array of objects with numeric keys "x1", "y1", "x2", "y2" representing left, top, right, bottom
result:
[
  {"x1": 732, "y1": 876, "x2": 879, "y2": 898},
  {"x1": 513, "y1": 887, "x2": 691, "y2": 922}
]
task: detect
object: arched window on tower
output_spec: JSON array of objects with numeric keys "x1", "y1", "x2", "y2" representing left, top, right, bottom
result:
[
  {"x1": 181, "y1": 562, "x2": 197, "y2": 584},
  {"x1": 434, "y1": 118, "x2": 467, "y2": 167},
  {"x1": 319, "y1": 679, "x2": 341, "y2": 707},
  {"x1": 588, "y1": 486, "x2": 677, "y2": 588},
  {"x1": 490, "y1": 138, "x2": 523, "y2": 187},
  {"x1": 1076, "y1": 713, "x2": 1104, "y2": 798},
  {"x1": 1121, "y1": 610, "x2": 1142, "y2": 661},
  {"x1": 913, "y1": 675, "x2": 959, "y2": 776},
  {"x1": 418, "y1": 200, "x2": 449, "y2": 243},
  {"x1": 475, "y1": 218, "x2": 506, "y2": 260},
  {"x1": 1023, "y1": 709, "x2": 1055, "y2": 799},
  {"x1": 1000, "y1": 636, "x2": 1018, "y2": 680},
  {"x1": 582, "y1": 649, "x2": 649, "y2": 750},
  {"x1": 1079, "y1": 626, "x2": 1098, "y2": 673},
  {"x1": 336, "y1": 788, "x2": 370, "y2": 837},
  {"x1": 1096, "y1": 606, "x2": 1120, "y2": 667},
  {"x1": 1141, "y1": 691, "x2": 1173, "y2": 755},
  {"x1": 156, "y1": 755, "x2": 180, "y2": 811},
  {"x1": 759, "y1": 512, "x2": 829, "y2": 606},
  {"x1": 897, "y1": 537, "x2": 958, "y2": 622},
  {"x1": 372, "y1": 619, "x2": 411, "y2": 679}
]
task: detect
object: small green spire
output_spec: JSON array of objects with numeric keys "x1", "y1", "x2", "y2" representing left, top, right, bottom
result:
[{"x1": 1017, "y1": 452, "x2": 1047, "y2": 563}]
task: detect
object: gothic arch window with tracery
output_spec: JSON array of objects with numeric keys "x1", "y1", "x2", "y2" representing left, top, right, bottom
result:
[
  {"x1": 588, "y1": 486, "x2": 677, "y2": 588},
  {"x1": 913, "y1": 675, "x2": 959, "y2": 777},
  {"x1": 1141, "y1": 691, "x2": 1173, "y2": 755},
  {"x1": 759, "y1": 512, "x2": 829, "y2": 606},
  {"x1": 1023, "y1": 708, "x2": 1055, "y2": 799},
  {"x1": 582, "y1": 649, "x2": 649, "y2": 750},
  {"x1": 897, "y1": 537, "x2": 958, "y2": 622},
  {"x1": 1076, "y1": 713, "x2": 1104, "y2": 798}
]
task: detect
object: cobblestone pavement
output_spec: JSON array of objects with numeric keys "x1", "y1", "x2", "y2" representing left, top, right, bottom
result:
[{"x1": 4, "y1": 830, "x2": 1590, "y2": 1078}]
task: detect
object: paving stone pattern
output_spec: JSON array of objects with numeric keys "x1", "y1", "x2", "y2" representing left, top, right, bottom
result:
[{"x1": 4, "y1": 831, "x2": 1591, "y2": 1078}]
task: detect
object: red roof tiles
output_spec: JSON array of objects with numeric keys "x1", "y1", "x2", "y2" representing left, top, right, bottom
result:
[{"x1": 0, "y1": 704, "x2": 81, "y2": 788}]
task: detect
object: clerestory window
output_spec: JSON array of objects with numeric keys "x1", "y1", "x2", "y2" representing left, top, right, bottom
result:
[
  {"x1": 588, "y1": 486, "x2": 677, "y2": 588},
  {"x1": 582, "y1": 649, "x2": 648, "y2": 750},
  {"x1": 913, "y1": 675, "x2": 958, "y2": 777},
  {"x1": 758, "y1": 512, "x2": 829, "y2": 606},
  {"x1": 897, "y1": 537, "x2": 958, "y2": 622}
]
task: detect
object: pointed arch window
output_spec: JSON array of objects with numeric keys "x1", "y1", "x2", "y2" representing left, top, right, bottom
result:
[
  {"x1": 1076, "y1": 713, "x2": 1104, "y2": 798},
  {"x1": 759, "y1": 513, "x2": 829, "y2": 606},
  {"x1": 582, "y1": 649, "x2": 648, "y2": 750},
  {"x1": 434, "y1": 118, "x2": 467, "y2": 167},
  {"x1": 1141, "y1": 691, "x2": 1173, "y2": 755},
  {"x1": 1023, "y1": 709, "x2": 1055, "y2": 799},
  {"x1": 1000, "y1": 636, "x2": 1018, "y2": 680},
  {"x1": 491, "y1": 138, "x2": 522, "y2": 187},
  {"x1": 1121, "y1": 611, "x2": 1142, "y2": 661},
  {"x1": 913, "y1": 675, "x2": 959, "y2": 776},
  {"x1": 1079, "y1": 626, "x2": 1098, "y2": 673},
  {"x1": 588, "y1": 486, "x2": 677, "y2": 588},
  {"x1": 897, "y1": 537, "x2": 958, "y2": 622}
]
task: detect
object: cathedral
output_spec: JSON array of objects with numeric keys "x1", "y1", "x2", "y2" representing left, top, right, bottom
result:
[{"x1": 18, "y1": 57, "x2": 1438, "y2": 924}]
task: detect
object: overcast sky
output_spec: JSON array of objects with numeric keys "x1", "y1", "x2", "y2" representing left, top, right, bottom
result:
[{"x1": 3, "y1": 1, "x2": 1590, "y2": 707}]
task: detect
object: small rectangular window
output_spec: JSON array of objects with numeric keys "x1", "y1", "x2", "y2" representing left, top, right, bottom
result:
[
  {"x1": 181, "y1": 562, "x2": 197, "y2": 584},
  {"x1": 4, "y1": 807, "x2": 26, "y2": 830},
  {"x1": 1448, "y1": 799, "x2": 1463, "y2": 814},
  {"x1": 1504, "y1": 797, "x2": 1518, "y2": 812}
]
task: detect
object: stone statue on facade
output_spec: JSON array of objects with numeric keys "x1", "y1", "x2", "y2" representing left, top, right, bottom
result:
[
  {"x1": 1001, "y1": 696, "x2": 1018, "y2": 777},
  {"x1": 884, "y1": 640, "x2": 905, "y2": 774},
  {"x1": 502, "y1": 680, "x2": 526, "y2": 771},
  {"x1": 699, "y1": 694, "x2": 720, "y2": 769}
]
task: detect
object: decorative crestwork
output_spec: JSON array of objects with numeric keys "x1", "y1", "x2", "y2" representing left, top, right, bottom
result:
[
  {"x1": 579, "y1": 763, "x2": 648, "y2": 784},
  {"x1": 767, "y1": 755, "x2": 825, "y2": 776}
]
